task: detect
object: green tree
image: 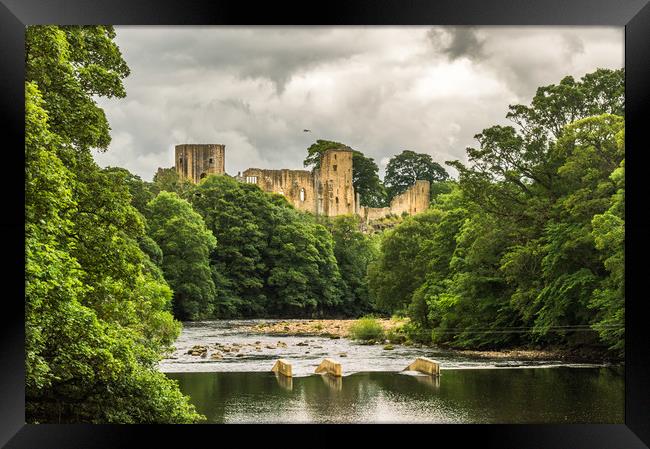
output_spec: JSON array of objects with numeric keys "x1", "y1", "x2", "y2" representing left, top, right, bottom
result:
[
  {"x1": 368, "y1": 208, "x2": 446, "y2": 314},
  {"x1": 326, "y1": 215, "x2": 379, "y2": 316},
  {"x1": 146, "y1": 192, "x2": 218, "y2": 320},
  {"x1": 152, "y1": 167, "x2": 193, "y2": 196},
  {"x1": 384, "y1": 150, "x2": 449, "y2": 202},
  {"x1": 369, "y1": 68, "x2": 625, "y2": 354},
  {"x1": 25, "y1": 25, "x2": 202, "y2": 423},
  {"x1": 104, "y1": 166, "x2": 155, "y2": 214},
  {"x1": 189, "y1": 175, "x2": 344, "y2": 317},
  {"x1": 590, "y1": 160, "x2": 624, "y2": 355}
]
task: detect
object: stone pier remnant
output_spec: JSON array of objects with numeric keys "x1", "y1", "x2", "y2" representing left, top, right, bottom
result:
[
  {"x1": 315, "y1": 358, "x2": 343, "y2": 377},
  {"x1": 404, "y1": 357, "x2": 440, "y2": 376},
  {"x1": 271, "y1": 359, "x2": 293, "y2": 377}
]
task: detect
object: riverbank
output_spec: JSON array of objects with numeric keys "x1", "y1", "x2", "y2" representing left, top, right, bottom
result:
[
  {"x1": 242, "y1": 318, "x2": 398, "y2": 338},
  {"x1": 241, "y1": 318, "x2": 617, "y2": 364}
]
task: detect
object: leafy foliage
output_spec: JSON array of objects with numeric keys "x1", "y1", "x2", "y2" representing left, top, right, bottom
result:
[
  {"x1": 188, "y1": 175, "x2": 345, "y2": 317},
  {"x1": 146, "y1": 192, "x2": 217, "y2": 320},
  {"x1": 349, "y1": 317, "x2": 385, "y2": 341},
  {"x1": 25, "y1": 26, "x2": 202, "y2": 423},
  {"x1": 384, "y1": 150, "x2": 449, "y2": 202},
  {"x1": 369, "y1": 68, "x2": 625, "y2": 355},
  {"x1": 323, "y1": 215, "x2": 379, "y2": 315}
]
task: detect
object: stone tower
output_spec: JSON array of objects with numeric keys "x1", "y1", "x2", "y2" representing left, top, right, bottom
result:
[
  {"x1": 175, "y1": 144, "x2": 225, "y2": 184},
  {"x1": 316, "y1": 148, "x2": 356, "y2": 216}
]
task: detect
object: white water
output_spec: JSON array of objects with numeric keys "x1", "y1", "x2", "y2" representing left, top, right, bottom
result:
[{"x1": 158, "y1": 319, "x2": 607, "y2": 376}]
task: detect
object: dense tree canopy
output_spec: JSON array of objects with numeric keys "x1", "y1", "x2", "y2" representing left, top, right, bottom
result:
[
  {"x1": 25, "y1": 25, "x2": 202, "y2": 423},
  {"x1": 152, "y1": 167, "x2": 193, "y2": 196},
  {"x1": 323, "y1": 215, "x2": 379, "y2": 316},
  {"x1": 384, "y1": 150, "x2": 450, "y2": 202},
  {"x1": 146, "y1": 192, "x2": 217, "y2": 320},
  {"x1": 188, "y1": 175, "x2": 346, "y2": 317},
  {"x1": 369, "y1": 68, "x2": 625, "y2": 356}
]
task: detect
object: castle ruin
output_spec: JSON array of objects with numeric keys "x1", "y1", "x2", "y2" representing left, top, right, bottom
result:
[
  {"x1": 175, "y1": 144, "x2": 226, "y2": 184},
  {"x1": 174, "y1": 143, "x2": 429, "y2": 220}
]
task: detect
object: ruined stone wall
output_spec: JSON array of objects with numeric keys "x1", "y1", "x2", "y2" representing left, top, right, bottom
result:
[
  {"x1": 361, "y1": 180, "x2": 430, "y2": 222},
  {"x1": 175, "y1": 144, "x2": 225, "y2": 184},
  {"x1": 242, "y1": 168, "x2": 316, "y2": 213},
  {"x1": 389, "y1": 180, "x2": 430, "y2": 216},
  {"x1": 315, "y1": 149, "x2": 355, "y2": 217},
  {"x1": 359, "y1": 206, "x2": 392, "y2": 221},
  {"x1": 172, "y1": 143, "x2": 430, "y2": 222}
]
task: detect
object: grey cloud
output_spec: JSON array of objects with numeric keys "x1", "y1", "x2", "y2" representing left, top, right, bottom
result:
[
  {"x1": 427, "y1": 26, "x2": 485, "y2": 61},
  {"x1": 115, "y1": 27, "x2": 374, "y2": 93},
  {"x1": 94, "y1": 26, "x2": 623, "y2": 181}
]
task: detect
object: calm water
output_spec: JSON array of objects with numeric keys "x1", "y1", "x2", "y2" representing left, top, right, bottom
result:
[
  {"x1": 167, "y1": 368, "x2": 623, "y2": 423},
  {"x1": 161, "y1": 320, "x2": 624, "y2": 423}
]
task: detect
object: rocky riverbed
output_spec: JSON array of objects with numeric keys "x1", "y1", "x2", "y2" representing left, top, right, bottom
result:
[
  {"x1": 241, "y1": 318, "x2": 399, "y2": 338},
  {"x1": 159, "y1": 319, "x2": 611, "y2": 375}
]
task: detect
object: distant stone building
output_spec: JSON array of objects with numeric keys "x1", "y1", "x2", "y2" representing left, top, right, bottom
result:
[
  {"x1": 175, "y1": 144, "x2": 225, "y2": 184},
  {"x1": 173, "y1": 143, "x2": 429, "y2": 220},
  {"x1": 241, "y1": 148, "x2": 355, "y2": 217}
]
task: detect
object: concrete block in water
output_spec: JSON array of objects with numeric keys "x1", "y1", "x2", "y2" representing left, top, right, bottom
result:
[
  {"x1": 271, "y1": 359, "x2": 293, "y2": 377},
  {"x1": 315, "y1": 358, "x2": 343, "y2": 377},
  {"x1": 404, "y1": 357, "x2": 440, "y2": 376}
]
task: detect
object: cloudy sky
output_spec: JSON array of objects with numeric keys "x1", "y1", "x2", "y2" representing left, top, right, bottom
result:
[{"x1": 93, "y1": 26, "x2": 623, "y2": 181}]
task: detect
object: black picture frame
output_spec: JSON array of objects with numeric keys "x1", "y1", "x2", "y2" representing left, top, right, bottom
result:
[{"x1": 2, "y1": 0, "x2": 648, "y2": 447}]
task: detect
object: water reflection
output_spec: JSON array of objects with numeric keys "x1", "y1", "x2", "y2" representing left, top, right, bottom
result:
[
  {"x1": 319, "y1": 373, "x2": 343, "y2": 391},
  {"x1": 166, "y1": 367, "x2": 623, "y2": 424},
  {"x1": 410, "y1": 373, "x2": 441, "y2": 389},
  {"x1": 274, "y1": 372, "x2": 293, "y2": 391}
]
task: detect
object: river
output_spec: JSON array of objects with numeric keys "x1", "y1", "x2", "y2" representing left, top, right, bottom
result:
[{"x1": 160, "y1": 320, "x2": 624, "y2": 423}]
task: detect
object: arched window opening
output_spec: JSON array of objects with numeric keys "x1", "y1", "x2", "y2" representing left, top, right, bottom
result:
[{"x1": 300, "y1": 188, "x2": 306, "y2": 202}]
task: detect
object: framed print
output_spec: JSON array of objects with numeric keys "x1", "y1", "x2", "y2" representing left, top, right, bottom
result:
[{"x1": 2, "y1": 0, "x2": 649, "y2": 447}]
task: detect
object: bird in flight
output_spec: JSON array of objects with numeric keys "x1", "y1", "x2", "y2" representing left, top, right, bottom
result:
[{"x1": 303, "y1": 129, "x2": 311, "y2": 132}]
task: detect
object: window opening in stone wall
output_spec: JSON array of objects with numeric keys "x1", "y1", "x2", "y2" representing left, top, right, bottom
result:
[
  {"x1": 300, "y1": 188, "x2": 305, "y2": 201},
  {"x1": 246, "y1": 176, "x2": 258, "y2": 183},
  {"x1": 336, "y1": 197, "x2": 339, "y2": 205},
  {"x1": 209, "y1": 158, "x2": 213, "y2": 164},
  {"x1": 333, "y1": 165, "x2": 337, "y2": 172}
]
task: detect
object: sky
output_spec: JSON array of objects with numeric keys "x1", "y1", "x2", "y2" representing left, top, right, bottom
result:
[{"x1": 93, "y1": 26, "x2": 623, "y2": 181}]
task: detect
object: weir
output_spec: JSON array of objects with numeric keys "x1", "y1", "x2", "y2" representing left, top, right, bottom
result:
[
  {"x1": 403, "y1": 357, "x2": 440, "y2": 376},
  {"x1": 315, "y1": 358, "x2": 343, "y2": 377},
  {"x1": 271, "y1": 359, "x2": 293, "y2": 377}
]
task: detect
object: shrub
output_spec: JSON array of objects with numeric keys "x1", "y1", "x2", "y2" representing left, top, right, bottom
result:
[
  {"x1": 403, "y1": 321, "x2": 432, "y2": 344},
  {"x1": 386, "y1": 326, "x2": 407, "y2": 344},
  {"x1": 349, "y1": 317, "x2": 385, "y2": 341}
]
